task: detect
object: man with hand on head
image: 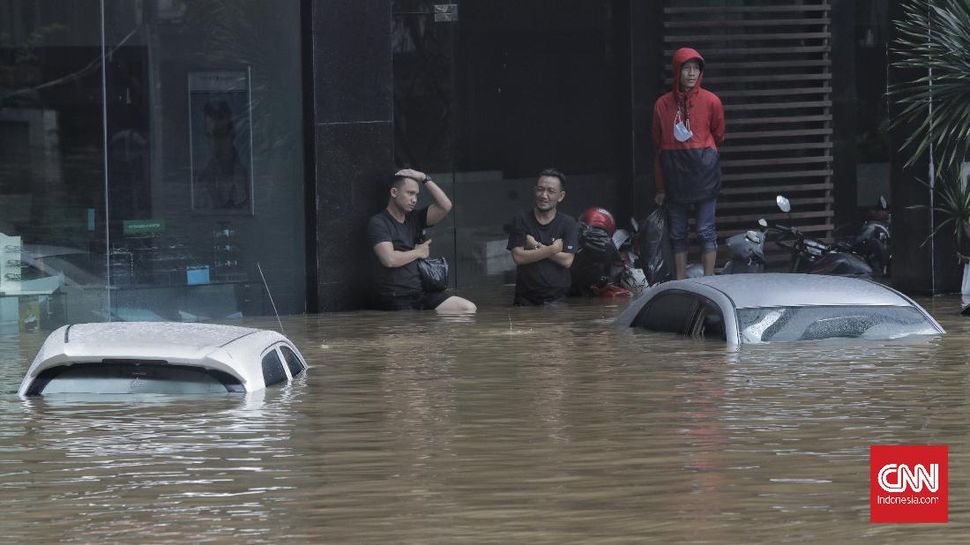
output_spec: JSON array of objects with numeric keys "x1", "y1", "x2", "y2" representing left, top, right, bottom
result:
[
  {"x1": 367, "y1": 168, "x2": 476, "y2": 313},
  {"x1": 507, "y1": 168, "x2": 580, "y2": 306}
]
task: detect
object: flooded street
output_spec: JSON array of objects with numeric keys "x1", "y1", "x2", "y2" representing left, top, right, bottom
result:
[{"x1": 2, "y1": 290, "x2": 970, "y2": 543}]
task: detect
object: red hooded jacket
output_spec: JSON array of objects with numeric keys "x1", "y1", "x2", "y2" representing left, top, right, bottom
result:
[{"x1": 652, "y1": 47, "x2": 725, "y2": 203}]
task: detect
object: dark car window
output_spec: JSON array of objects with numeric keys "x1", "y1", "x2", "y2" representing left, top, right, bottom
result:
[
  {"x1": 634, "y1": 292, "x2": 701, "y2": 335},
  {"x1": 32, "y1": 362, "x2": 242, "y2": 395},
  {"x1": 279, "y1": 345, "x2": 305, "y2": 377},
  {"x1": 692, "y1": 302, "x2": 727, "y2": 341},
  {"x1": 261, "y1": 350, "x2": 288, "y2": 386}
]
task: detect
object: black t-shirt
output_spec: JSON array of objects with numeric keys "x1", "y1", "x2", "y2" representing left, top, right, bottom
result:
[
  {"x1": 367, "y1": 207, "x2": 429, "y2": 298},
  {"x1": 506, "y1": 210, "x2": 580, "y2": 304}
]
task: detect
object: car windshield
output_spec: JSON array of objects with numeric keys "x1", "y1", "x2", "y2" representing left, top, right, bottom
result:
[{"x1": 737, "y1": 305, "x2": 939, "y2": 344}]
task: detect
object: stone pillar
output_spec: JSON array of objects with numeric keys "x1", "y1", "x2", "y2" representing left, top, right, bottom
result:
[{"x1": 305, "y1": 0, "x2": 394, "y2": 310}]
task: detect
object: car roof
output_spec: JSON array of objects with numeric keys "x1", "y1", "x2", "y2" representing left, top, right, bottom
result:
[
  {"x1": 666, "y1": 273, "x2": 911, "y2": 309},
  {"x1": 64, "y1": 322, "x2": 260, "y2": 354}
]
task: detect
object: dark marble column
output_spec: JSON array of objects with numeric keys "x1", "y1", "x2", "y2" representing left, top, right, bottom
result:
[
  {"x1": 306, "y1": 0, "x2": 394, "y2": 310},
  {"x1": 626, "y1": 0, "x2": 664, "y2": 221}
]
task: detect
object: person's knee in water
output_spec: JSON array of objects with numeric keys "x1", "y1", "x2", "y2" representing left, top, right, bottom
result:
[{"x1": 366, "y1": 168, "x2": 476, "y2": 313}]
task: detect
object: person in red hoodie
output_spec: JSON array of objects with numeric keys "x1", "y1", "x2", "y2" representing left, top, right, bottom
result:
[{"x1": 652, "y1": 47, "x2": 725, "y2": 279}]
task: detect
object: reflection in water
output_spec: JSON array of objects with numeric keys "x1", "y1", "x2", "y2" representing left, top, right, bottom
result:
[{"x1": 1, "y1": 293, "x2": 969, "y2": 543}]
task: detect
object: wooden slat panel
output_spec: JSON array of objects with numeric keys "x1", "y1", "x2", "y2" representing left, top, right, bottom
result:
[
  {"x1": 664, "y1": 46, "x2": 830, "y2": 56},
  {"x1": 719, "y1": 223, "x2": 835, "y2": 236},
  {"x1": 717, "y1": 209, "x2": 833, "y2": 224},
  {"x1": 727, "y1": 128, "x2": 832, "y2": 139},
  {"x1": 717, "y1": 87, "x2": 831, "y2": 98},
  {"x1": 720, "y1": 182, "x2": 833, "y2": 196},
  {"x1": 668, "y1": 60, "x2": 831, "y2": 70},
  {"x1": 717, "y1": 196, "x2": 833, "y2": 210},
  {"x1": 667, "y1": 73, "x2": 831, "y2": 85},
  {"x1": 724, "y1": 100, "x2": 832, "y2": 111},
  {"x1": 664, "y1": 32, "x2": 829, "y2": 42},
  {"x1": 665, "y1": 5, "x2": 830, "y2": 14},
  {"x1": 729, "y1": 114, "x2": 832, "y2": 125},
  {"x1": 663, "y1": 0, "x2": 834, "y2": 246},
  {"x1": 719, "y1": 142, "x2": 833, "y2": 153},
  {"x1": 721, "y1": 156, "x2": 832, "y2": 168},
  {"x1": 722, "y1": 169, "x2": 832, "y2": 182},
  {"x1": 665, "y1": 17, "x2": 831, "y2": 28}
]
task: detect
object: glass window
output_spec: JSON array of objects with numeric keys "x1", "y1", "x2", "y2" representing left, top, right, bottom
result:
[
  {"x1": 392, "y1": 0, "x2": 620, "y2": 290},
  {"x1": 1, "y1": 0, "x2": 306, "y2": 335},
  {"x1": 279, "y1": 345, "x2": 305, "y2": 377},
  {"x1": 692, "y1": 302, "x2": 726, "y2": 342},
  {"x1": 634, "y1": 292, "x2": 700, "y2": 335},
  {"x1": 104, "y1": 1, "x2": 305, "y2": 320},
  {"x1": 33, "y1": 363, "x2": 242, "y2": 395},
  {"x1": 737, "y1": 305, "x2": 939, "y2": 344},
  {"x1": 1, "y1": 1, "x2": 109, "y2": 332},
  {"x1": 261, "y1": 349, "x2": 287, "y2": 386}
]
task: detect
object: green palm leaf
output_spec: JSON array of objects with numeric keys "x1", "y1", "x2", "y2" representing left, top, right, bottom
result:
[{"x1": 891, "y1": 0, "x2": 970, "y2": 174}]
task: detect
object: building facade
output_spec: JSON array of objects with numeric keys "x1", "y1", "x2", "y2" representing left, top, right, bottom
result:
[{"x1": 2, "y1": 0, "x2": 899, "y2": 333}]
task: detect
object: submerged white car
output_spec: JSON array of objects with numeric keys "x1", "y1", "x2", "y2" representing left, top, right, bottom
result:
[
  {"x1": 18, "y1": 322, "x2": 307, "y2": 396},
  {"x1": 615, "y1": 273, "x2": 944, "y2": 346}
]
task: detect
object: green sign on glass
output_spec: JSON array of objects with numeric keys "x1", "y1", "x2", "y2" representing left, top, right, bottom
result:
[{"x1": 123, "y1": 219, "x2": 166, "y2": 236}]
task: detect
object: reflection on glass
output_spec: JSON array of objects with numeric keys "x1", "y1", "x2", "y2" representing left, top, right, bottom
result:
[
  {"x1": 1, "y1": 1, "x2": 305, "y2": 332},
  {"x1": 737, "y1": 305, "x2": 939, "y2": 344}
]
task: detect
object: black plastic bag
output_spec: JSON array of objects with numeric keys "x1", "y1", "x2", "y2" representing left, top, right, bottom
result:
[
  {"x1": 570, "y1": 225, "x2": 620, "y2": 295},
  {"x1": 418, "y1": 257, "x2": 449, "y2": 292},
  {"x1": 639, "y1": 206, "x2": 672, "y2": 285}
]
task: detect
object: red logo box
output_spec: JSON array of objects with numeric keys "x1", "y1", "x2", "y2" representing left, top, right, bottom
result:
[{"x1": 870, "y1": 445, "x2": 948, "y2": 523}]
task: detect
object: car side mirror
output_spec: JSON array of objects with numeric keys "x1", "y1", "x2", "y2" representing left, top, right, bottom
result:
[
  {"x1": 879, "y1": 195, "x2": 888, "y2": 210},
  {"x1": 758, "y1": 218, "x2": 768, "y2": 228},
  {"x1": 776, "y1": 195, "x2": 791, "y2": 213}
]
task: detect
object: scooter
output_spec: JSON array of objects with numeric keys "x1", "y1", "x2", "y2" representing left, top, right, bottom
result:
[
  {"x1": 684, "y1": 228, "x2": 766, "y2": 277},
  {"x1": 841, "y1": 195, "x2": 891, "y2": 277},
  {"x1": 766, "y1": 195, "x2": 873, "y2": 277},
  {"x1": 719, "y1": 228, "x2": 766, "y2": 274}
]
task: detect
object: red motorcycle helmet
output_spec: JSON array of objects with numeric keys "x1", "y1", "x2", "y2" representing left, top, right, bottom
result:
[{"x1": 580, "y1": 207, "x2": 616, "y2": 235}]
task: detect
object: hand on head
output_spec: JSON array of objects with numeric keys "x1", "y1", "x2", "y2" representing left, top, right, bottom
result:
[{"x1": 395, "y1": 168, "x2": 427, "y2": 183}]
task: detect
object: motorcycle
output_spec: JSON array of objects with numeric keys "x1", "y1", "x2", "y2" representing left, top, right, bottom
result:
[
  {"x1": 571, "y1": 208, "x2": 645, "y2": 297},
  {"x1": 836, "y1": 195, "x2": 891, "y2": 277},
  {"x1": 765, "y1": 195, "x2": 873, "y2": 277},
  {"x1": 683, "y1": 228, "x2": 766, "y2": 278},
  {"x1": 719, "y1": 228, "x2": 766, "y2": 274}
]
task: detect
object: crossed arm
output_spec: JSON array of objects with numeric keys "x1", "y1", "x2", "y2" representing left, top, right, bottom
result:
[{"x1": 510, "y1": 235, "x2": 575, "y2": 268}]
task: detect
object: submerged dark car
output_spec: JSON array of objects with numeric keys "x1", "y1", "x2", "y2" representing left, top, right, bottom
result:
[{"x1": 615, "y1": 273, "x2": 943, "y2": 346}]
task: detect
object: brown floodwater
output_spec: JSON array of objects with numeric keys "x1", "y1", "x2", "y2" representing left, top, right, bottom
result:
[{"x1": 1, "y1": 288, "x2": 969, "y2": 544}]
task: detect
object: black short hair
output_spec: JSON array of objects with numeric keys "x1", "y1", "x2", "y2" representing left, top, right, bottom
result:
[
  {"x1": 389, "y1": 175, "x2": 412, "y2": 190},
  {"x1": 538, "y1": 168, "x2": 566, "y2": 190}
]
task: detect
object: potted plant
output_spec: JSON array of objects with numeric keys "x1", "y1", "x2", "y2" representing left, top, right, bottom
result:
[{"x1": 893, "y1": 0, "x2": 970, "y2": 290}]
